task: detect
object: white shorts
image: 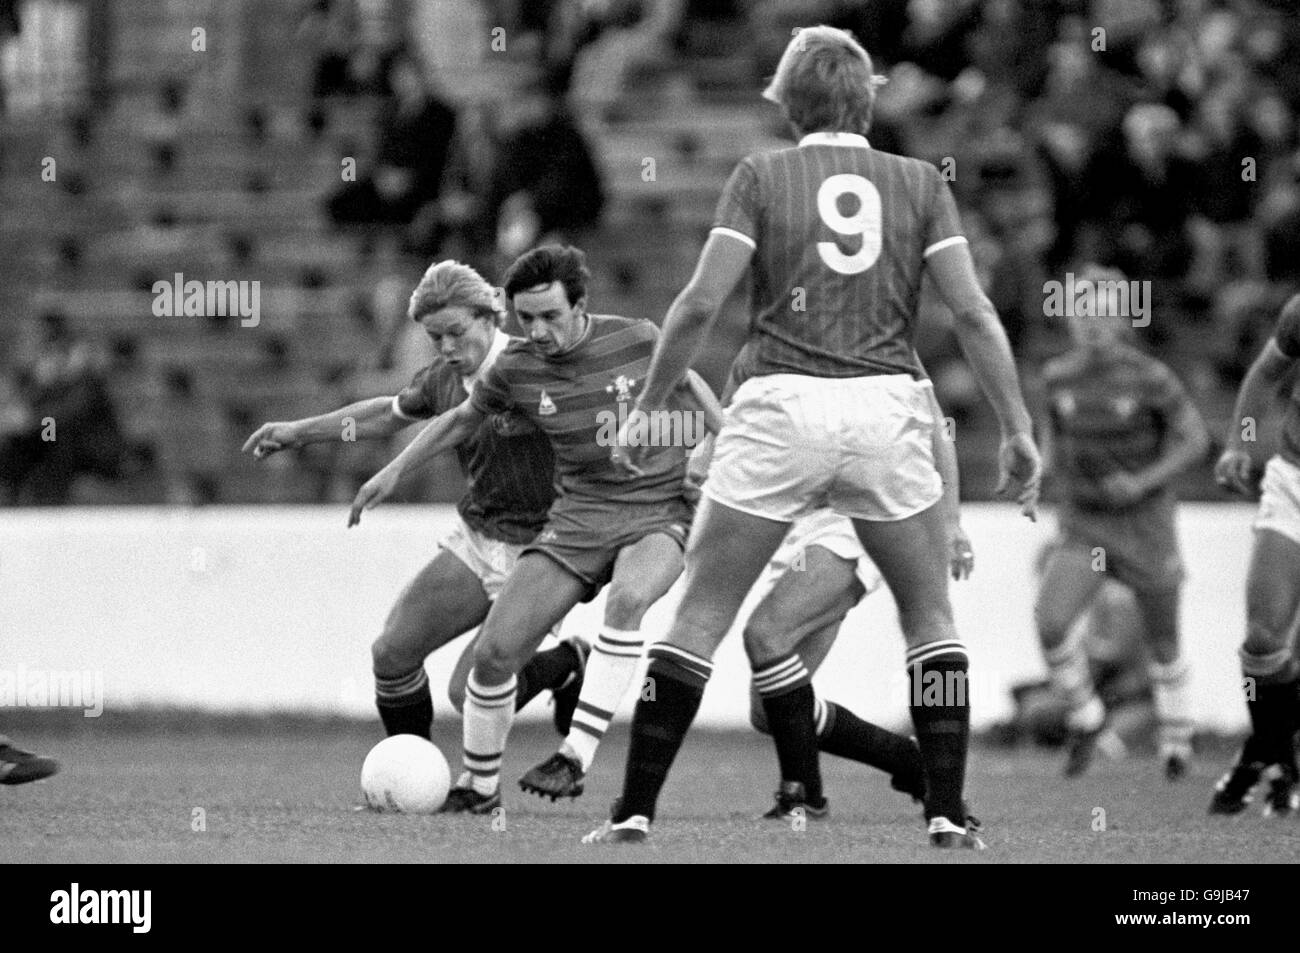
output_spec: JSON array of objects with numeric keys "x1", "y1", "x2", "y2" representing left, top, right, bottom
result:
[
  {"x1": 1255, "y1": 456, "x2": 1300, "y2": 547},
  {"x1": 439, "y1": 517, "x2": 528, "y2": 601},
  {"x1": 765, "y1": 509, "x2": 884, "y2": 595},
  {"x1": 704, "y1": 373, "x2": 943, "y2": 522}
]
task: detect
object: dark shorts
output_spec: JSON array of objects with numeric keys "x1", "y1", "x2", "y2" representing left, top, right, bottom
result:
[
  {"x1": 522, "y1": 493, "x2": 694, "y2": 600},
  {"x1": 1058, "y1": 498, "x2": 1184, "y2": 593}
]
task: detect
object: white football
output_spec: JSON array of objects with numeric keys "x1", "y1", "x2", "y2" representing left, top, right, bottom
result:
[{"x1": 360, "y1": 735, "x2": 451, "y2": 814}]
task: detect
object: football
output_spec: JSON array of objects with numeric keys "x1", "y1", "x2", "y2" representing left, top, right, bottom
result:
[{"x1": 360, "y1": 735, "x2": 451, "y2": 814}]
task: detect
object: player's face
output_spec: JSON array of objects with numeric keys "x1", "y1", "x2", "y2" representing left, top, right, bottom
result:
[
  {"x1": 512, "y1": 282, "x2": 588, "y2": 357},
  {"x1": 419, "y1": 306, "x2": 496, "y2": 375},
  {"x1": 1067, "y1": 288, "x2": 1127, "y2": 351}
]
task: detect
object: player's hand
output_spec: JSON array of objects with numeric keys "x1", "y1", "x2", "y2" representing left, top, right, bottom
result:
[
  {"x1": 1098, "y1": 470, "x2": 1147, "y2": 507},
  {"x1": 949, "y1": 524, "x2": 974, "y2": 580},
  {"x1": 1214, "y1": 447, "x2": 1253, "y2": 496},
  {"x1": 348, "y1": 468, "x2": 398, "y2": 527},
  {"x1": 242, "y1": 421, "x2": 302, "y2": 459},
  {"x1": 996, "y1": 431, "x2": 1041, "y2": 521},
  {"x1": 610, "y1": 408, "x2": 651, "y2": 477}
]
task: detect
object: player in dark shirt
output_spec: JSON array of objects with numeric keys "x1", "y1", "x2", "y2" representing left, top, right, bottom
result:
[
  {"x1": 350, "y1": 245, "x2": 723, "y2": 812},
  {"x1": 588, "y1": 26, "x2": 1039, "y2": 849},
  {"x1": 1210, "y1": 292, "x2": 1300, "y2": 816},
  {"x1": 1035, "y1": 266, "x2": 1208, "y2": 781},
  {"x1": 244, "y1": 260, "x2": 587, "y2": 744}
]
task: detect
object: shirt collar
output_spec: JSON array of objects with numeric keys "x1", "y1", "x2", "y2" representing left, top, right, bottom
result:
[
  {"x1": 798, "y1": 131, "x2": 871, "y2": 149},
  {"x1": 462, "y1": 328, "x2": 510, "y2": 394}
]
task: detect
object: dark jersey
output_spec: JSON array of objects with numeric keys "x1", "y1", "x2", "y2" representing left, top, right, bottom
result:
[
  {"x1": 1267, "y1": 294, "x2": 1300, "y2": 469},
  {"x1": 470, "y1": 314, "x2": 691, "y2": 505},
  {"x1": 395, "y1": 355, "x2": 555, "y2": 544},
  {"x1": 1042, "y1": 344, "x2": 1196, "y2": 511},
  {"x1": 712, "y1": 132, "x2": 965, "y2": 380}
]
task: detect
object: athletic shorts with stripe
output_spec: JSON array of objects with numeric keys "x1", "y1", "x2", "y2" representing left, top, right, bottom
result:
[
  {"x1": 704, "y1": 372, "x2": 943, "y2": 523},
  {"x1": 522, "y1": 494, "x2": 694, "y2": 601}
]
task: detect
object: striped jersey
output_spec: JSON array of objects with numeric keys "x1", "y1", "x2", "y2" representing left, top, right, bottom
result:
[
  {"x1": 713, "y1": 131, "x2": 965, "y2": 379},
  {"x1": 1042, "y1": 343, "x2": 1196, "y2": 510},
  {"x1": 395, "y1": 348, "x2": 556, "y2": 544},
  {"x1": 1267, "y1": 294, "x2": 1300, "y2": 469},
  {"x1": 470, "y1": 314, "x2": 690, "y2": 504}
]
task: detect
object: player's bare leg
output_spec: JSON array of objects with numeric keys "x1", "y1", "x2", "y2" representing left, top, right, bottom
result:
[
  {"x1": 447, "y1": 630, "x2": 589, "y2": 732},
  {"x1": 586, "y1": 497, "x2": 788, "y2": 842},
  {"x1": 371, "y1": 549, "x2": 493, "y2": 738},
  {"x1": 0, "y1": 734, "x2": 59, "y2": 785},
  {"x1": 744, "y1": 544, "x2": 863, "y2": 817},
  {"x1": 745, "y1": 551, "x2": 933, "y2": 814},
  {"x1": 1131, "y1": 585, "x2": 1193, "y2": 779},
  {"x1": 445, "y1": 553, "x2": 587, "y2": 813},
  {"x1": 849, "y1": 502, "x2": 981, "y2": 848},
  {"x1": 1211, "y1": 528, "x2": 1300, "y2": 816},
  {"x1": 521, "y1": 532, "x2": 685, "y2": 800},
  {"x1": 1033, "y1": 542, "x2": 1108, "y2": 776}
]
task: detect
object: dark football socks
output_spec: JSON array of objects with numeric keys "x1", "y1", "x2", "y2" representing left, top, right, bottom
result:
[
  {"x1": 374, "y1": 667, "x2": 433, "y2": 738},
  {"x1": 753, "y1": 653, "x2": 823, "y2": 804},
  {"x1": 613, "y1": 644, "x2": 713, "y2": 823},
  {"x1": 1244, "y1": 667, "x2": 1300, "y2": 765},
  {"x1": 819, "y1": 700, "x2": 924, "y2": 796},
  {"x1": 514, "y1": 641, "x2": 581, "y2": 711},
  {"x1": 905, "y1": 641, "x2": 971, "y2": 825}
]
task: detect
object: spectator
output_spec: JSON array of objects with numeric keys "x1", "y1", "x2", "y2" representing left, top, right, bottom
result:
[{"x1": 326, "y1": 53, "x2": 459, "y2": 233}]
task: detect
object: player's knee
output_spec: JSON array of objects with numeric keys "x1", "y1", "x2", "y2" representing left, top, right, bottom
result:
[
  {"x1": 371, "y1": 636, "x2": 418, "y2": 680},
  {"x1": 446, "y1": 673, "x2": 468, "y2": 714},
  {"x1": 472, "y1": 636, "x2": 522, "y2": 681},
  {"x1": 742, "y1": 617, "x2": 785, "y2": 669},
  {"x1": 603, "y1": 584, "x2": 654, "y2": 629},
  {"x1": 1033, "y1": 601, "x2": 1072, "y2": 650}
]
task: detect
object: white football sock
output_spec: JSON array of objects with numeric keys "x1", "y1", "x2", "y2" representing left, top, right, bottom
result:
[
  {"x1": 563, "y1": 627, "x2": 644, "y2": 771},
  {"x1": 1044, "y1": 638, "x2": 1104, "y2": 732},
  {"x1": 1150, "y1": 657, "x2": 1193, "y2": 755},
  {"x1": 462, "y1": 671, "x2": 517, "y2": 795}
]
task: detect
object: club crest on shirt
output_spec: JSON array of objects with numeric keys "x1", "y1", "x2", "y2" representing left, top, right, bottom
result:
[
  {"x1": 538, "y1": 389, "x2": 556, "y2": 416},
  {"x1": 605, "y1": 374, "x2": 638, "y2": 403}
]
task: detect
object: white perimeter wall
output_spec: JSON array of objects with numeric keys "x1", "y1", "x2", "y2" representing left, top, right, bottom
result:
[{"x1": 0, "y1": 504, "x2": 1255, "y2": 731}]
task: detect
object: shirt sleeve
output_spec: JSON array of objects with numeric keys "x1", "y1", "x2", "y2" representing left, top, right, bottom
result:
[
  {"x1": 711, "y1": 158, "x2": 760, "y2": 249},
  {"x1": 1147, "y1": 360, "x2": 1195, "y2": 420},
  {"x1": 922, "y1": 166, "x2": 967, "y2": 258},
  {"x1": 469, "y1": 359, "x2": 513, "y2": 416},
  {"x1": 1274, "y1": 294, "x2": 1300, "y2": 358},
  {"x1": 392, "y1": 365, "x2": 440, "y2": 420}
]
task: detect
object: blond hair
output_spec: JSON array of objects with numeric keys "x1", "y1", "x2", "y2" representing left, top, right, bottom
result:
[
  {"x1": 407, "y1": 260, "x2": 504, "y2": 324},
  {"x1": 763, "y1": 26, "x2": 886, "y2": 137}
]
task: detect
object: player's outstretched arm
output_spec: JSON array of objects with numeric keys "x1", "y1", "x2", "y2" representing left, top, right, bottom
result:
[
  {"x1": 925, "y1": 240, "x2": 1040, "y2": 519},
  {"x1": 243, "y1": 396, "x2": 410, "y2": 459},
  {"x1": 637, "y1": 232, "x2": 752, "y2": 410},
  {"x1": 1216, "y1": 337, "x2": 1294, "y2": 494},
  {"x1": 677, "y1": 369, "x2": 725, "y2": 435},
  {"x1": 347, "y1": 401, "x2": 485, "y2": 526}
]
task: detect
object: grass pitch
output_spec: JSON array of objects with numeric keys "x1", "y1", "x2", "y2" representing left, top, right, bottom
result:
[{"x1": 2, "y1": 717, "x2": 1296, "y2": 864}]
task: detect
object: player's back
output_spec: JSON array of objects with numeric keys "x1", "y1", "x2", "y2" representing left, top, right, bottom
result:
[{"x1": 714, "y1": 133, "x2": 964, "y2": 380}]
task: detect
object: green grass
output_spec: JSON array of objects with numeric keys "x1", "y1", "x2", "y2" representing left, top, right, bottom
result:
[{"x1": 2, "y1": 719, "x2": 1296, "y2": 863}]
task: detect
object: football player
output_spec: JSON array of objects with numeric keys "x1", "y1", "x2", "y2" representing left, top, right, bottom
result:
[
  {"x1": 1210, "y1": 291, "x2": 1300, "y2": 816},
  {"x1": 350, "y1": 245, "x2": 723, "y2": 812},
  {"x1": 1034, "y1": 265, "x2": 1207, "y2": 781},
  {"x1": 589, "y1": 26, "x2": 1039, "y2": 849},
  {"x1": 244, "y1": 260, "x2": 588, "y2": 742}
]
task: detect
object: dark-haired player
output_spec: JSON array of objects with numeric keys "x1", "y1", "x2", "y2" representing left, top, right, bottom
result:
[
  {"x1": 588, "y1": 26, "x2": 1040, "y2": 849},
  {"x1": 0, "y1": 733, "x2": 59, "y2": 784},
  {"x1": 245, "y1": 260, "x2": 588, "y2": 742},
  {"x1": 351, "y1": 245, "x2": 722, "y2": 812},
  {"x1": 1211, "y1": 291, "x2": 1300, "y2": 816},
  {"x1": 1034, "y1": 266, "x2": 1207, "y2": 781}
]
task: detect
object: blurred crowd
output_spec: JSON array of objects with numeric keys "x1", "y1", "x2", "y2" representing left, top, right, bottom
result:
[{"x1": 6, "y1": 0, "x2": 1300, "y2": 504}]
